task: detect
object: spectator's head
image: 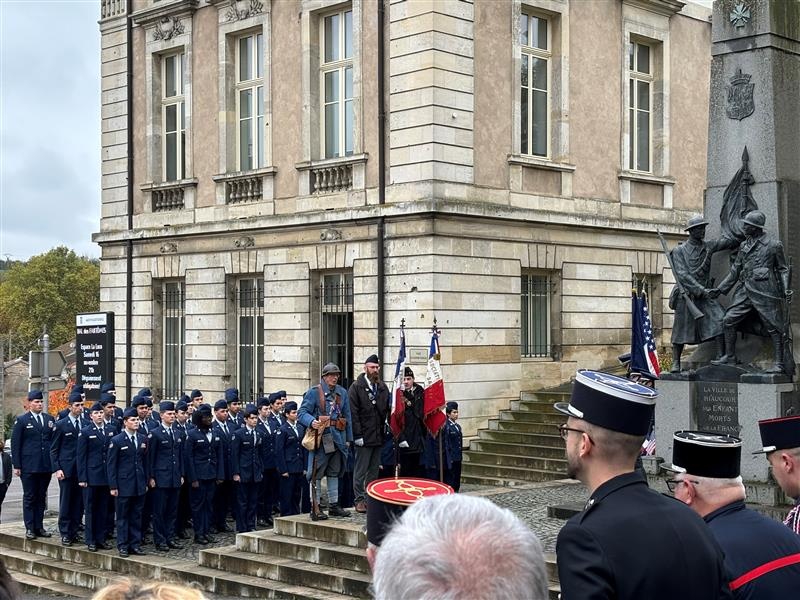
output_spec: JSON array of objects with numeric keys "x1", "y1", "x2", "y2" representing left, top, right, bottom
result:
[
  {"x1": 92, "y1": 579, "x2": 207, "y2": 600},
  {"x1": 0, "y1": 557, "x2": 20, "y2": 600},
  {"x1": 371, "y1": 494, "x2": 547, "y2": 600},
  {"x1": 321, "y1": 362, "x2": 341, "y2": 387},
  {"x1": 756, "y1": 415, "x2": 800, "y2": 499},
  {"x1": 664, "y1": 430, "x2": 744, "y2": 517}
]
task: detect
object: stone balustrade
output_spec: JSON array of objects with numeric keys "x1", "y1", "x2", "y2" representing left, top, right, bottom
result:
[
  {"x1": 100, "y1": 0, "x2": 126, "y2": 20},
  {"x1": 311, "y1": 164, "x2": 353, "y2": 194},
  {"x1": 152, "y1": 185, "x2": 185, "y2": 211},
  {"x1": 225, "y1": 174, "x2": 263, "y2": 204}
]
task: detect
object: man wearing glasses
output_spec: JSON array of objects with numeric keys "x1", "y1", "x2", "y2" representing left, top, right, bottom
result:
[
  {"x1": 755, "y1": 415, "x2": 800, "y2": 534},
  {"x1": 554, "y1": 370, "x2": 731, "y2": 599},
  {"x1": 665, "y1": 430, "x2": 800, "y2": 597}
]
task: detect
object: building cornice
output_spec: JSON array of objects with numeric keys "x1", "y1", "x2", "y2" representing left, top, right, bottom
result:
[
  {"x1": 131, "y1": 0, "x2": 199, "y2": 27},
  {"x1": 623, "y1": 0, "x2": 685, "y2": 17}
]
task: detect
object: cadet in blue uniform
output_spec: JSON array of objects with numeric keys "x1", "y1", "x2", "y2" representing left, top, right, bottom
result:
[
  {"x1": 173, "y1": 398, "x2": 192, "y2": 539},
  {"x1": 77, "y1": 402, "x2": 114, "y2": 551},
  {"x1": 11, "y1": 390, "x2": 55, "y2": 539},
  {"x1": 212, "y1": 399, "x2": 236, "y2": 532},
  {"x1": 50, "y1": 393, "x2": 89, "y2": 545},
  {"x1": 100, "y1": 393, "x2": 122, "y2": 432},
  {"x1": 275, "y1": 401, "x2": 306, "y2": 516},
  {"x1": 184, "y1": 404, "x2": 223, "y2": 544},
  {"x1": 443, "y1": 402, "x2": 462, "y2": 492},
  {"x1": 226, "y1": 388, "x2": 244, "y2": 429},
  {"x1": 256, "y1": 397, "x2": 277, "y2": 526},
  {"x1": 231, "y1": 406, "x2": 263, "y2": 533},
  {"x1": 107, "y1": 407, "x2": 148, "y2": 557},
  {"x1": 189, "y1": 389, "x2": 204, "y2": 411},
  {"x1": 147, "y1": 401, "x2": 184, "y2": 551},
  {"x1": 554, "y1": 371, "x2": 732, "y2": 600},
  {"x1": 666, "y1": 431, "x2": 800, "y2": 598}
]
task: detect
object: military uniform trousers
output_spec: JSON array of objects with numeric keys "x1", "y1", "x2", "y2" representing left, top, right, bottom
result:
[
  {"x1": 236, "y1": 481, "x2": 260, "y2": 532},
  {"x1": 151, "y1": 486, "x2": 180, "y2": 545},
  {"x1": 20, "y1": 473, "x2": 50, "y2": 532},
  {"x1": 82, "y1": 485, "x2": 109, "y2": 546},
  {"x1": 115, "y1": 494, "x2": 145, "y2": 552},
  {"x1": 57, "y1": 477, "x2": 84, "y2": 539},
  {"x1": 190, "y1": 480, "x2": 216, "y2": 537},
  {"x1": 259, "y1": 468, "x2": 280, "y2": 518},
  {"x1": 279, "y1": 473, "x2": 305, "y2": 516}
]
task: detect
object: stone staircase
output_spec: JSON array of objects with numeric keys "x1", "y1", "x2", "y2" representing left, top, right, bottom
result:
[
  {"x1": 462, "y1": 390, "x2": 570, "y2": 486},
  {"x1": 2, "y1": 509, "x2": 563, "y2": 598}
]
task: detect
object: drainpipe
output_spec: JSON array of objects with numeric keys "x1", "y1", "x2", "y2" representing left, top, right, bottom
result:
[
  {"x1": 377, "y1": 0, "x2": 387, "y2": 362},
  {"x1": 125, "y1": 2, "x2": 134, "y2": 407}
]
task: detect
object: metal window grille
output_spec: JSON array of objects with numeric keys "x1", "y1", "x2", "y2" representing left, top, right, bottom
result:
[
  {"x1": 162, "y1": 281, "x2": 185, "y2": 401},
  {"x1": 319, "y1": 272, "x2": 354, "y2": 388},
  {"x1": 237, "y1": 278, "x2": 265, "y2": 404},
  {"x1": 521, "y1": 273, "x2": 552, "y2": 358}
]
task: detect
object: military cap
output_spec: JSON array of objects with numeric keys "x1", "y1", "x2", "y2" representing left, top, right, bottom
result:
[
  {"x1": 68, "y1": 391, "x2": 83, "y2": 403},
  {"x1": 100, "y1": 392, "x2": 116, "y2": 406},
  {"x1": 446, "y1": 401, "x2": 459, "y2": 413},
  {"x1": 224, "y1": 388, "x2": 239, "y2": 403},
  {"x1": 268, "y1": 390, "x2": 287, "y2": 403},
  {"x1": 663, "y1": 431, "x2": 742, "y2": 479},
  {"x1": 743, "y1": 210, "x2": 766, "y2": 229},
  {"x1": 90, "y1": 402, "x2": 104, "y2": 413},
  {"x1": 554, "y1": 370, "x2": 657, "y2": 436},
  {"x1": 404, "y1": 366, "x2": 415, "y2": 378},
  {"x1": 321, "y1": 363, "x2": 341, "y2": 376},
  {"x1": 159, "y1": 401, "x2": 176, "y2": 412},
  {"x1": 122, "y1": 407, "x2": 139, "y2": 421},
  {"x1": 27, "y1": 390, "x2": 43, "y2": 401},
  {"x1": 138, "y1": 387, "x2": 153, "y2": 399},
  {"x1": 190, "y1": 389, "x2": 203, "y2": 399},
  {"x1": 284, "y1": 401, "x2": 298, "y2": 413},
  {"x1": 58, "y1": 408, "x2": 70, "y2": 420},
  {"x1": 175, "y1": 400, "x2": 189, "y2": 413},
  {"x1": 197, "y1": 403, "x2": 212, "y2": 415},
  {"x1": 100, "y1": 382, "x2": 116, "y2": 393},
  {"x1": 366, "y1": 477, "x2": 454, "y2": 546},
  {"x1": 72, "y1": 384, "x2": 85, "y2": 395},
  {"x1": 244, "y1": 405, "x2": 258, "y2": 418},
  {"x1": 191, "y1": 410, "x2": 207, "y2": 426},
  {"x1": 257, "y1": 397, "x2": 270, "y2": 408},
  {"x1": 755, "y1": 415, "x2": 800, "y2": 453},
  {"x1": 684, "y1": 215, "x2": 709, "y2": 231},
  {"x1": 132, "y1": 396, "x2": 149, "y2": 408},
  {"x1": 365, "y1": 354, "x2": 380, "y2": 365},
  {"x1": 214, "y1": 399, "x2": 228, "y2": 411}
]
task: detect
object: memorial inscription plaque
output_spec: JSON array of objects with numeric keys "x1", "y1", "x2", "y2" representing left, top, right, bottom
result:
[{"x1": 693, "y1": 381, "x2": 740, "y2": 436}]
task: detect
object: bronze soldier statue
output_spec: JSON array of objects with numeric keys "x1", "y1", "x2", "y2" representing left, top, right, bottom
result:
[
  {"x1": 712, "y1": 210, "x2": 793, "y2": 373},
  {"x1": 667, "y1": 215, "x2": 737, "y2": 372}
]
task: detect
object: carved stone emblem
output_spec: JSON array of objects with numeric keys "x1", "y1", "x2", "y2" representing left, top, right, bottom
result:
[
  {"x1": 234, "y1": 236, "x2": 255, "y2": 248},
  {"x1": 225, "y1": 0, "x2": 264, "y2": 22},
  {"x1": 153, "y1": 17, "x2": 185, "y2": 41},
  {"x1": 729, "y1": 3, "x2": 751, "y2": 28},
  {"x1": 160, "y1": 242, "x2": 178, "y2": 254},
  {"x1": 726, "y1": 69, "x2": 755, "y2": 121},
  {"x1": 320, "y1": 228, "x2": 342, "y2": 242}
]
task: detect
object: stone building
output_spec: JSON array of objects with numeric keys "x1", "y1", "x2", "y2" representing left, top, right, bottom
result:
[{"x1": 96, "y1": 0, "x2": 711, "y2": 436}]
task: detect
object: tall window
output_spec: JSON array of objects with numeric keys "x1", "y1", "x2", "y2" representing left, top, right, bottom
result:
[
  {"x1": 162, "y1": 51, "x2": 186, "y2": 181},
  {"x1": 628, "y1": 41, "x2": 652, "y2": 172},
  {"x1": 521, "y1": 272, "x2": 552, "y2": 358},
  {"x1": 236, "y1": 32, "x2": 265, "y2": 171},
  {"x1": 237, "y1": 278, "x2": 264, "y2": 403},
  {"x1": 162, "y1": 281, "x2": 185, "y2": 401},
  {"x1": 520, "y1": 13, "x2": 549, "y2": 157},
  {"x1": 319, "y1": 272, "x2": 353, "y2": 387},
  {"x1": 320, "y1": 8, "x2": 353, "y2": 159}
]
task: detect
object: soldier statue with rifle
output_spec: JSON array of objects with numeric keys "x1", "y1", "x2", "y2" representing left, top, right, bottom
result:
[
  {"x1": 711, "y1": 210, "x2": 794, "y2": 375},
  {"x1": 660, "y1": 215, "x2": 738, "y2": 372}
]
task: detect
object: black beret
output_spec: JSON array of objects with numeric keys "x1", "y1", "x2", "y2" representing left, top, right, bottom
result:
[
  {"x1": 404, "y1": 367, "x2": 414, "y2": 378},
  {"x1": 365, "y1": 354, "x2": 380, "y2": 365}
]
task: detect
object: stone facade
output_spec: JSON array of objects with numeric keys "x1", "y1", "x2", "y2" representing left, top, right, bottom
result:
[{"x1": 96, "y1": 0, "x2": 712, "y2": 436}]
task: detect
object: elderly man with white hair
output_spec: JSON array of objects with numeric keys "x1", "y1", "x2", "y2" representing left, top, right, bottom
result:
[{"x1": 370, "y1": 493, "x2": 548, "y2": 600}]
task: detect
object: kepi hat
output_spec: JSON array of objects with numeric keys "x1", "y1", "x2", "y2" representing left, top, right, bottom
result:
[
  {"x1": 662, "y1": 430, "x2": 742, "y2": 478},
  {"x1": 755, "y1": 415, "x2": 800, "y2": 454}
]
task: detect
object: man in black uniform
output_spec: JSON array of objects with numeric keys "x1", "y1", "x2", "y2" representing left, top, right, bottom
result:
[
  {"x1": 755, "y1": 415, "x2": 800, "y2": 533},
  {"x1": 397, "y1": 367, "x2": 425, "y2": 477},
  {"x1": 553, "y1": 370, "x2": 732, "y2": 599},
  {"x1": 666, "y1": 430, "x2": 800, "y2": 598}
]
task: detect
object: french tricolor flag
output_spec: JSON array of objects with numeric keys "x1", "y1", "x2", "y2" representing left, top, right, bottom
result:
[{"x1": 423, "y1": 327, "x2": 447, "y2": 435}]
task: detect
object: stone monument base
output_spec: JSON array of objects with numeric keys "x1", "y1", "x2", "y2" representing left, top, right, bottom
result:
[{"x1": 655, "y1": 377, "x2": 800, "y2": 486}]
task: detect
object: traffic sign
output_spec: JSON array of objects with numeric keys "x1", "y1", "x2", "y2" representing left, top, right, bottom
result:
[
  {"x1": 29, "y1": 350, "x2": 67, "y2": 379},
  {"x1": 28, "y1": 378, "x2": 68, "y2": 392}
]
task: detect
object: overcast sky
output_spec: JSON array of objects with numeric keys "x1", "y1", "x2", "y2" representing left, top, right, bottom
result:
[{"x1": 0, "y1": 0, "x2": 100, "y2": 261}]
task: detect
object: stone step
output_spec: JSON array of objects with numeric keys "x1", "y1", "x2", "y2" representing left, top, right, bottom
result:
[
  {"x1": 521, "y1": 391, "x2": 571, "y2": 403},
  {"x1": 0, "y1": 526, "x2": 359, "y2": 599},
  {"x1": 273, "y1": 515, "x2": 367, "y2": 549},
  {"x1": 499, "y1": 410, "x2": 564, "y2": 424},
  {"x1": 490, "y1": 419, "x2": 561, "y2": 434},
  {"x1": 460, "y1": 462, "x2": 566, "y2": 483},
  {"x1": 200, "y1": 546, "x2": 371, "y2": 598},
  {"x1": 477, "y1": 429, "x2": 564, "y2": 447},
  {"x1": 8, "y1": 567, "x2": 94, "y2": 598},
  {"x1": 470, "y1": 440, "x2": 565, "y2": 459},
  {"x1": 237, "y1": 529, "x2": 369, "y2": 574},
  {"x1": 463, "y1": 451, "x2": 567, "y2": 471},
  {"x1": 510, "y1": 399, "x2": 563, "y2": 412}
]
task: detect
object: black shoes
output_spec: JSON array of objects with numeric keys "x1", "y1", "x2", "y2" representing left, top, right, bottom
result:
[
  {"x1": 194, "y1": 535, "x2": 208, "y2": 545},
  {"x1": 155, "y1": 544, "x2": 169, "y2": 551},
  {"x1": 36, "y1": 529, "x2": 52, "y2": 538},
  {"x1": 328, "y1": 504, "x2": 351, "y2": 518},
  {"x1": 25, "y1": 530, "x2": 36, "y2": 540},
  {"x1": 167, "y1": 540, "x2": 183, "y2": 549},
  {"x1": 97, "y1": 542, "x2": 111, "y2": 550},
  {"x1": 119, "y1": 549, "x2": 129, "y2": 557},
  {"x1": 310, "y1": 510, "x2": 329, "y2": 522},
  {"x1": 129, "y1": 547, "x2": 146, "y2": 555},
  {"x1": 62, "y1": 537, "x2": 72, "y2": 546},
  {"x1": 176, "y1": 530, "x2": 189, "y2": 539},
  {"x1": 204, "y1": 534, "x2": 216, "y2": 543},
  {"x1": 87, "y1": 544, "x2": 97, "y2": 552}
]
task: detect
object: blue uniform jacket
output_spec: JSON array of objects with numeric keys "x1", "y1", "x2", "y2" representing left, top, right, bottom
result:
[
  {"x1": 76, "y1": 423, "x2": 114, "y2": 486},
  {"x1": 256, "y1": 419, "x2": 277, "y2": 469},
  {"x1": 705, "y1": 500, "x2": 800, "y2": 599},
  {"x1": 11, "y1": 411, "x2": 55, "y2": 473},
  {"x1": 275, "y1": 421, "x2": 306, "y2": 475},
  {"x1": 50, "y1": 416, "x2": 89, "y2": 477},
  {"x1": 212, "y1": 420, "x2": 235, "y2": 479},
  {"x1": 298, "y1": 381, "x2": 353, "y2": 458},
  {"x1": 267, "y1": 412, "x2": 283, "y2": 432},
  {"x1": 231, "y1": 427, "x2": 264, "y2": 483},
  {"x1": 183, "y1": 428, "x2": 224, "y2": 482},
  {"x1": 147, "y1": 425, "x2": 183, "y2": 488},
  {"x1": 444, "y1": 419, "x2": 463, "y2": 468},
  {"x1": 103, "y1": 418, "x2": 122, "y2": 434},
  {"x1": 107, "y1": 431, "x2": 148, "y2": 497}
]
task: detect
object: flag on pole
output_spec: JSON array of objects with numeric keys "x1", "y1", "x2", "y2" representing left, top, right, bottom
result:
[
  {"x1": 631, "y1": 290, "x2": 661, "y2": 378},
  {"x1": 423, "y1": 325, "x2": 447, "y2": 435},
  {"x1": 389, "y1": 324, "x2": 407, "y2": 439}
]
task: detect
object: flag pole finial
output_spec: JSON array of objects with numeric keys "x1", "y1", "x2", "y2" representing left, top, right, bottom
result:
[{"x1": 400, "y1": 317, "x2": 405, "y2": 329}]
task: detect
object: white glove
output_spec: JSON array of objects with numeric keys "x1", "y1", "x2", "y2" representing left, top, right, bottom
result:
[
  {"x1": 398, "y1": 441, "x2": 409, "y2": 449},
  {"x1": 354, "y1": 438, "x2": 364, "y2": 447}
]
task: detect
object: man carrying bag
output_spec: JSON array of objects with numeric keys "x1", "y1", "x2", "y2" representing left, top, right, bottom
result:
[{"x1": 298, "y1": 363, "x2": 353, "y2": 521}]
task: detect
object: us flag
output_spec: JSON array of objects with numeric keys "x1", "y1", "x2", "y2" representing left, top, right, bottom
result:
[{"x1": 631, "y1": 290, "x2": 661, "y2": 378}]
